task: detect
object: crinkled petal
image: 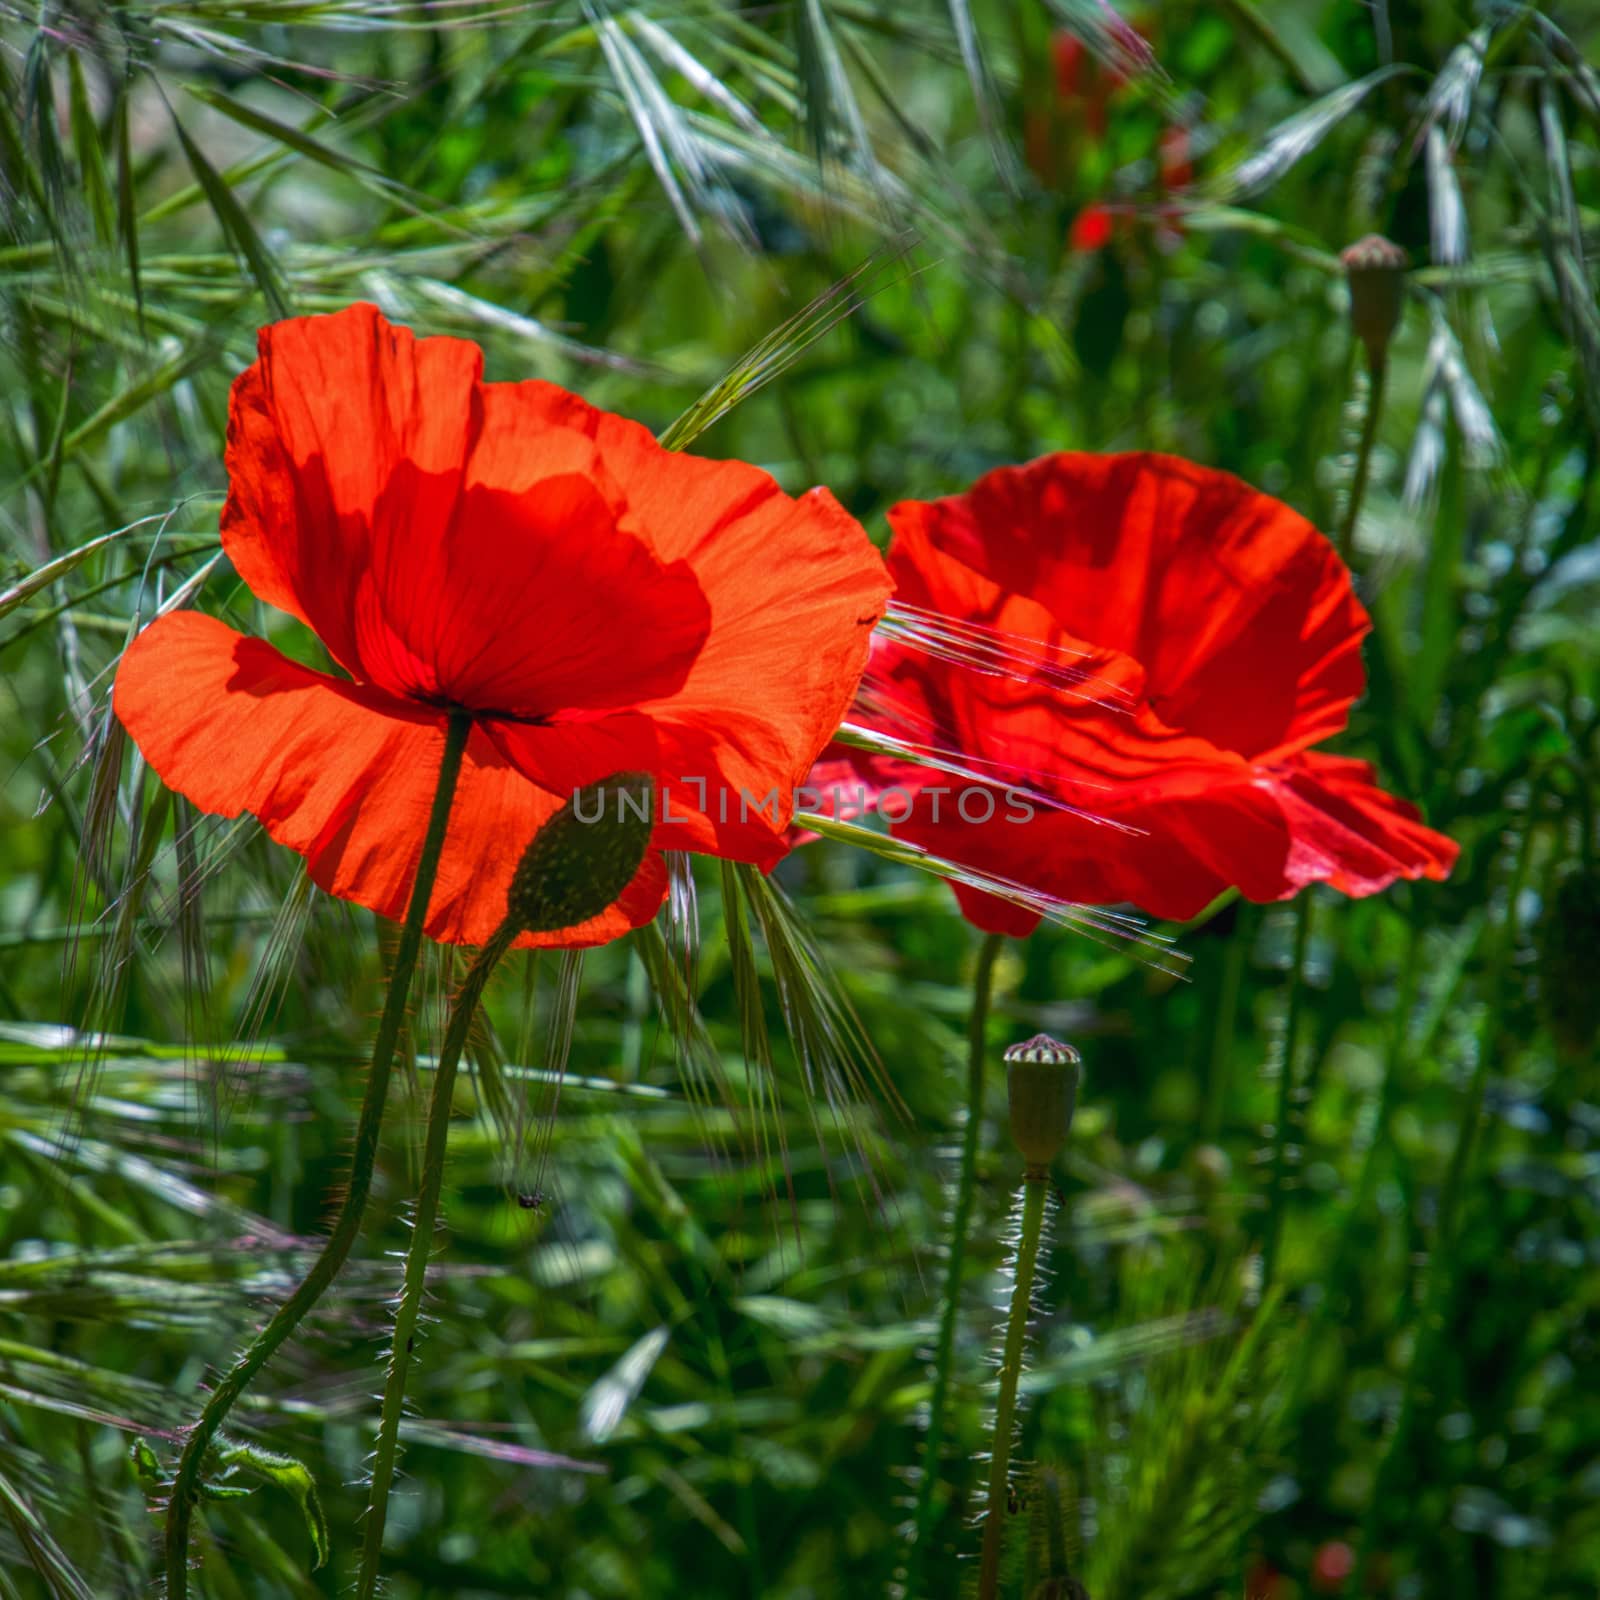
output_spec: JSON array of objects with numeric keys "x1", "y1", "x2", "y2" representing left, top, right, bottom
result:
[
  {"x1": 358, "y1": 467, "x2": 711, "y2": 717},
  {"x1": 464, "y1": 381, "x2": 891, "y2": 840},
  {"x1": 222, "y1": 303, "x2": 482, "y2": 681},
  {"x1": 890, "y1": 779, "x2": 1283, "y2": 925},
  {"x1": 224, "y1": 305, "x2": 709, "y2": 718},
  {"x1": 872, "y1": 750, "x2": 1454, "y2": 930},
  {"x1": 1266, "y1": 751, "x2": 1459, "y2": 896},
  {"x1": 112, "y1": 611, "x2": 666, "y2": 948},
  {"x1": 889, "y1": 452, "x2": 1368, "y2": 762}
]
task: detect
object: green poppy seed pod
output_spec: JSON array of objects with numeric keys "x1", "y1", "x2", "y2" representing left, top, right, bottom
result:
[
  {"x1": 1340, "y1": 233, "x2": 1408, "y2": 367},
  {"x1": 506, "y1": 771, "x2": 654, "y2": 935},
  {"x1": 1004, "y1": 1033, "x2": 1081, "y2": 1172}
]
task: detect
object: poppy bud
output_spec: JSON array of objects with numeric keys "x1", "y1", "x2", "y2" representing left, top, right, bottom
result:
[
  {"x1": 1004, "y1": 1033, "x2": 1082, "y2": 1171},
  {"x1": 1340, "y1": 234, "x2": 1408, "y2": 367},
  {"x1": 507, "y1": 772, "x2": 654, "y2": 935}
]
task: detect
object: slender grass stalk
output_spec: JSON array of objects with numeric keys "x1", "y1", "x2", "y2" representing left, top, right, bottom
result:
[
  {"x1": 1201, "y1": 917, "x2": 1247, "y2": 1145},
  {"x1": 164, "y1": 711, "x2": 472, "y2": 1599},
  {"x1": 1353, "y1": 812, "x2": 1540, "y2": 1583},
  {"x1": 358, "y1": 768, "x2": 655, "y2": 1596},
  {"x1": 904, "y1": 928, "x2": 1005, "y2": 1592},
  {"x1": 1261, "y1": 893, "x2": 1314, "y2": 1291},
  {"x1": 972, "y1": 1033, "x2": 1079, "y2": 1600},
  {"x1": 1338, "y1": 352, "x2": 1388, "y2": 563},
  {"x1": 357, "y1": 915, "x2": 519, "y2": 1599},
  {"x1": 977, "y1": 1169, "x2": 1047, "y2": 1600}
]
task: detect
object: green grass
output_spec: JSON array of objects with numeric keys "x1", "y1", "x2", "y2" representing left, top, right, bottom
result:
[{"x1": 2, "y1": 2, "x2": 1599, "y2": 1596}]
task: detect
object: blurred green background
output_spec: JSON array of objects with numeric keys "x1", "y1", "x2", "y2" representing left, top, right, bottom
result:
[{"x1": 2, "y1": 2, "x2": 1598, "y2": 1597}]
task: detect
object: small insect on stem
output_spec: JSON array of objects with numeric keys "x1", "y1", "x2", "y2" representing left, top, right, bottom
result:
[{"x1": 516, "y1": 1190, "x2": 546, "y2": 1212}]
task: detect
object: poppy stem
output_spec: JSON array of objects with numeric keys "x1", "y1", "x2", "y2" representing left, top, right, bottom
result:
[
  {"x1": 163, "y1": 711, "x2": 473, "y2": 1599},
  {"x1": 1261, "y1": 892, "x2": 1314, "y2": 1292},
  {"x1": 904, "y1": 929, "x2": 1005, "y2": 1594},
  {"x1": 358, "y1": 915, "x2": 520, "y2": 1600},
  {"x1": 1201, "y1": 914, "x2": 1248, "y2": 1144},
  {"x1": 977, "y1": 1167, "x2": 1048, "y2": 1600},
  {"x1": 1337, "y1": 351, "x2": 1388, "y2": 563}
]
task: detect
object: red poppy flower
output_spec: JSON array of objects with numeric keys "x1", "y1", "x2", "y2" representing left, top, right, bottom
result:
[
  {"x1": 1065, "y1": 128, "x2": 1192, "y2": 256},
  {"x1": 114, "y1": 304, "x2": 889, "y2": 947},
  {"x1": 1026, "y1": 16, "x2": 1160, "y2": 192},
  {"x1": 811, "y1": 452, "x2": 1456, "y2": 935},
  {"x1": 1068, "y1": 204, "x2": 1119, "y2": 253},
  {"x1": 1311, "y1": 1540, "x2": 1357, "y2": 1594}
]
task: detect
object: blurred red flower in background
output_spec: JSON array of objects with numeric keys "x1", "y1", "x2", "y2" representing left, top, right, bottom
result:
[
  {"x1": 1311, "y1": 1539, "x2": 1357, "y2": 1593},
  {"x1": 115, "y1": 305, "x2": 888, "y2": 947},
  {"x1": 1026, "y1": 16, "x2": 1193, "y2": 255},
  {"x1": 812, "y1": 452, "x2": 1457, "y2": 934}
]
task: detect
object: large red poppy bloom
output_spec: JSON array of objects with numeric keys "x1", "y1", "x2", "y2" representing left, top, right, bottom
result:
[
  {"x1": 812, "y1": 452, "x2": 1456, "y2": 935},
  {"x1": 114, "y1": 304, "x2": 889, "y2": 947}
]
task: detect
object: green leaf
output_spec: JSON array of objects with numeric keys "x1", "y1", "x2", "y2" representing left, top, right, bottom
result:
[
  {"x1": 169, "y1": 110, "x2": 292, "y2": 320},
  {"x1": 218, "y1": 1443, "x2": 330, "y2": 1571},
  {"x1": 68, "y1": 55, "x2": 116, "y2": 248},
  {"x1": 1209, "y1": 65, "x2": 1414, "y2": 200},
  {"x1": 579, "y1": 1325, "x2": 671, "y2": 1443},
  {"x1": 113, "y1": 86, "x2": 144, "y2": 328},
  {"x1": 22, "y1": 33, "x2": 70, "y2": 234},
  {"x1": 0, "y1": 1465, "x2": 97, "y2": 1600},
  {"x1": 0, "y1": 526, "x2": 128, "y2": 622},
  {"x1": 129, "y1": 1437, "x2": 163, "y2": 1490}
]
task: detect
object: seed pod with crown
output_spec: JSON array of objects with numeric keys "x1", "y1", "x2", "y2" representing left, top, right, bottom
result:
[
  {"x1": 1341, "y1": 233, "x2": 1408, "y2": 369},
  {"x1": 978, "y1": 1034, "x2": 1084, "y2": 1600},
  {"x1": 1005, "y1": 1033, "x2": 1083, "y2": 1172}
]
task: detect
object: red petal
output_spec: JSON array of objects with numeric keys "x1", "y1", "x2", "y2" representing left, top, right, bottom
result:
[
  {"x1": 1266, "y1": 752, "x2": 1459, "y2": 896},
  {"x1": 471, "y1": 383, "x2": 891, "y2": 849},
  {"x1": 224, "y1": 305, "x2": 710, "y2": 717},
  {"x1": 222, "y1": 303, "x2": 483, "y2": 681},
  {"x1": 1051, "y1": 32, "x2": 1086, "y2": 99},
  {"x1": 891, "y1": 779, "x2": 1286, "y2": 924},
  {"x1": 888, "y1": 453, "x2": 1367, "y2": 763},
  {"x1": 876, "y1": 751, "x2": 1454, "y2": 930},
  {"x1": 113, "y1": 611, "x2": 666, "y2": 948},
  {"x1": 359, "y1": 469, "x2": 710, "y2": 717},
  {"x1": 880, "y1": 514, "x2": 1248, "y2": 800}
]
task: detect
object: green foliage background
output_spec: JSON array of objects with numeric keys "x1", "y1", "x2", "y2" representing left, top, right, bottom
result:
[{"x1": 2, "y1": 2, "x2": 1598, "y2": 1597}]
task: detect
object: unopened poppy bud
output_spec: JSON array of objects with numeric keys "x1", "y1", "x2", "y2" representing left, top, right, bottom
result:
[
  {"x1": 1340, "y1": 234, "x2": 1408, "y2": 367},
  {"x1": 507, "y1": 772, "x2": 654, "y2": 935},
  {"x1": 1004, "y1": 1033, "x2": 1081, "y2": 1171}
]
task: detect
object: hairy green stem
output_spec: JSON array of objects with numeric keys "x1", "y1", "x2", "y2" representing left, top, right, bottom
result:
[
  {"x1": 1338, "y1": 352, "x2": 1388, "y2": 563},
  {"x1": 1261, "y1": 894, "x2": 1314, "y2": 1291},
  {"x1": 977, "y1": 1170, "x2": 1048, "y2": 1600},
  {"x1": 905, "y1": 928, "x2": 1005, "y2": 1592},
  {"x1": 357, "y1": 915, "x2": 519, "y2": 1599},
  {"x1": 164, "y1": 712, "x2": 472, "y2": 1597},
  {"x1": 1201, "y1": 917, "x2": 1248, "y2": 1145}
]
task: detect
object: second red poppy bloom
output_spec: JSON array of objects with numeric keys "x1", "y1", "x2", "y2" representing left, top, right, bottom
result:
[
  {"x1": 813, "y1": 451, "x2": 1457, "y2": 933},
  {"x1": 114, "y1": 305, "x2": 890, "y2": 947}
]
